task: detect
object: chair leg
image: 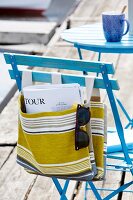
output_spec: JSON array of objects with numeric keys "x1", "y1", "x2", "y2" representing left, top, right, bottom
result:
[
  {"x1": 60, "y1": 180, "x2": 70, "y2": 200},
  {"x1": 76, "y1": 46, "x2": 88, "y2": 75},
  {"x1": 88, "y1": 182, "x2": 102, "y2": 200},
  {"x1": 52, "y1": 178, "x2": 69, "y2": 200},
  {"x1": 84, "y1": 181, "x2": 88, "y2": 200}
]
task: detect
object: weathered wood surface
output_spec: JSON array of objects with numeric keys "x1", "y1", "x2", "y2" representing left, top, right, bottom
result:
[
  {"x1": 0, "y1": 147, "x2": 14, "y2": 168},
  {"x1": 0, "y1": 148, "x2": 37, "y2": 200},
  {"x1": 122, "y1": 173, "x2": 133, "y2": 200},
  {"x1": 0, "y1": 20, "x2": 57, "y2": 44},
  {"x1": 0, "y1": 43, "x2": 46, "y2": 54},
  {"x1": 0, "y1": 0, "x2": 132, "y2": 199},
  {"x1": 0, "y1": 93, "x2": 18, "y2": 145},
  {"x1": 27, "y1": 177, "x2": 77, "y2": 200}
]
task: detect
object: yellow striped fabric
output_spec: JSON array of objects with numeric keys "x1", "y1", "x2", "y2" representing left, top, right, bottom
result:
[
  {"x1": 17, "y1": 94, "x2": 107, "y2": 181},
  {"x1": 17, "y1": 94, "x2": 93, "y2": 180},
  {"x1": 90, "y1": 102, "x2": 107, "y2": 180}
]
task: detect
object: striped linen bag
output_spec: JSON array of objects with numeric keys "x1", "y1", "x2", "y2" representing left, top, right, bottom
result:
[
  {"x1": 17, "y1": 94, "x2": 107, "y2": 181},
  {"x1": 17, "y1": 94, "x2": 95, "y2": 181}
]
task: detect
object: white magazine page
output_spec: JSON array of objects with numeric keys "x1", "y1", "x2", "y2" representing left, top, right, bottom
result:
[{"x1": 23, "y1": 84, "x2": 83, "y2": 113}]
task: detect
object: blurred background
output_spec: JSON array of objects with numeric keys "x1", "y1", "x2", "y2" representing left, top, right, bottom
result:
[{"x1": 0, "y1": 0, "x2": 80, "y2": 112}]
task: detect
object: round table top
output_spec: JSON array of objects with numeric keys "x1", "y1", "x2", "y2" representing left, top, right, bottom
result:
[{"x1": 61, "y1": 23, "x2": 133, "y2": 53}]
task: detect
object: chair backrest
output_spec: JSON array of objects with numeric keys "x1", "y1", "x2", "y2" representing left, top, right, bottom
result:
[{"x1": 4, "y1": 53, "x2": 119, "y2": 92}]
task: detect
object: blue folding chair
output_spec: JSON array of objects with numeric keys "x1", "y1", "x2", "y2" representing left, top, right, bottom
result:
[{"x1": 4, "y1": 53, "x2": 133, "y2": 200}]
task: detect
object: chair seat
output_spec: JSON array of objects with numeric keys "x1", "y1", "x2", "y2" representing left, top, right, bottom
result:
[
  {"x1": 107, "y1": 150, "x2": 133, "y2": 161},
  {"x1": 107, "y1": 127, "x2": 133, "y2": 162},
  {"x1": 107, "y1": 127, "x2": 133, "y2": 153}
]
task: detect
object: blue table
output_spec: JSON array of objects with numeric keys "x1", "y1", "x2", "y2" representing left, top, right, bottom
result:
[
  {"x1": 61, "y1": 23, "x2": 133, "y2": 54},
  {"x1": 61, "y1": 23, "x2": 133, "y2": 128}
]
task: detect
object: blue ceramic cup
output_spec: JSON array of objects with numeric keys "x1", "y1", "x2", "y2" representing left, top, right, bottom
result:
[{"x1": 102, "y1": 12, "x2": 130, "y2": 42}]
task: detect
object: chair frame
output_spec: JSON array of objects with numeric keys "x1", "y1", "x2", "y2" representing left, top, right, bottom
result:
[
  {"x1": 4, "y1": 53, "x2": 133, "y2": 200},
  {"x1": 74, "y1": 45, "x2": 133, "y2": 199}
]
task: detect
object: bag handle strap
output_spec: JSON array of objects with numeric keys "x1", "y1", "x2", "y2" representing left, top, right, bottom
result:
[
  {"x1": 21, "y1": 71, "x2": 62, "y2": 89},
  {"x1": 85, "y1": 76, "x2": 97, "y2": 174},
  {"x1": 21, "y1": 71, "x2": 32, "y2": 92},
  {"x1": 91, "y1": 88, "x2": 101, "y2": 102},
  {"x1": 85, "y1": 76, "x2": 95, "y2": 105},
  {"x1": 51, "y1": 72, "x2": 62, "y2": 84}
]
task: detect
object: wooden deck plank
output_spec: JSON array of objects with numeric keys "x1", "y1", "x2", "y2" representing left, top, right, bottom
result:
[
  {"x1": 121, "y1": 172, "x2": 133, "y2": 199},
  {"x1": 0, "y1": 148, "x2": 37, "y2": 200},
  {"x1": 0, "y1": 147, "x2": 14, "y2": 168},
  {"x1": 0, "y1": 43, "x2": 46, "y2": 54},
  {"x1": 27, "y1": 177, "x2": 77, "y2": 200},
  {"x1": 96, "y1": 0, "x2": 126, "y2": 15},
  {"x1": 0, "y1": 20, "x2": 57, "y2": 44},
  {"x1": 27, "y1": 176, "x2": 59, "y2": 200},
  {"x1": 0, "y1": 93, "x2": 18, "y2": 145},
  {"x1": 71, "y1": 0, "x2": 102, "y2": 18},
  {"x1": 67, "y1": 0, "x2": 106, "y2": 29}
]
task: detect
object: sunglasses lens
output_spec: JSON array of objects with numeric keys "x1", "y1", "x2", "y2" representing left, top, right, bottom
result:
[
  {"x1": 76, "y1": 130, "x2": 89, "y2": 150},
  {"x1": 77, "y1": 106, "x2": 90, "y2": 126}
]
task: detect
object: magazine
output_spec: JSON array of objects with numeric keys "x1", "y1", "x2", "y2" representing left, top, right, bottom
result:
[{"x1": 23, "y1": 84, "x2": 82, "y2": 113}]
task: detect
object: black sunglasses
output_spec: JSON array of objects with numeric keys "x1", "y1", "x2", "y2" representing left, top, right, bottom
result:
[{"x1": 75, "y1": 104, "x2": 91, "y2": 150}]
